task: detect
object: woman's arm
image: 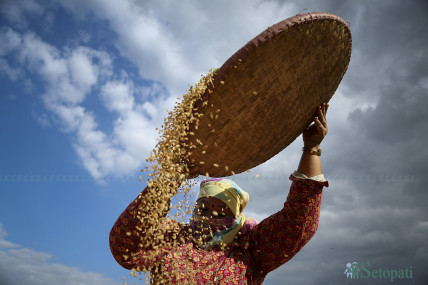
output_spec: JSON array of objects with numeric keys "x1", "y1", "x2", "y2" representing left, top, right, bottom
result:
[
  {"x1": 109, "y1": 181, "x2": 180, "y2": 270},
  {"x1": 247, "y1": 103, "x2": 329, "y2": 275},
  {"x1": 297, "y1": 103, "x2": 328, "y2": 177},
  {"x1": 248, "y1": 176, "x2": 326, "y2": 276}
]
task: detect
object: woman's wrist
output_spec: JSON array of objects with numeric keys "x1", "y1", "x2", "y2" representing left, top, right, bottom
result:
[
  {"x1": 302, "y1": 146, "x2": 321, "y2": 157},
  {"x1": 303, "y1": 144, "x2": 320, "y2": 151}
]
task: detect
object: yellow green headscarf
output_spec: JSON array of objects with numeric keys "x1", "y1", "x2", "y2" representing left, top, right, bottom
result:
[
  {"x1": 198, "y1": 179, "x2": 249, "y2": 218},
  {"x1": 193, "y1": 178, "x2": 250, "y2": 248}
]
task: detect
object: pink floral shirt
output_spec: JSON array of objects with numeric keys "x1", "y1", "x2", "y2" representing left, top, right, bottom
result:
[{"x1": 110, "y1": 175, "x2": 328, "y2": 284}]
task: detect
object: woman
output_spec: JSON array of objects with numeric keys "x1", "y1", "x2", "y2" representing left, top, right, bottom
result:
[{"x1": 110, "y1": 103, "x2": 330, "y2": 284}]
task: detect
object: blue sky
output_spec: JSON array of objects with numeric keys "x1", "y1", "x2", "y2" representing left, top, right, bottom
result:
[{"x1": 1, "y1": 0, "x2": 428, "y2": 284}]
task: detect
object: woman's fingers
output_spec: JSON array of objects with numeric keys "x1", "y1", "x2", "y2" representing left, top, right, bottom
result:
[
  {"x1": 317, "y1": 103, "x2": 328, "y2": 129},
  {"x1": 314, "y1": 117, "x2": 325, "y2": 133},
  {"x1": 313, "y1": 103, "x2": 329, "y2": 134}
]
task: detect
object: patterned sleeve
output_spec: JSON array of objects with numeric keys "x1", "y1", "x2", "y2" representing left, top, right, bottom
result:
[
  {"x1": 109, "y1": 186, "x2": 180, "y2": 270},
  {"x1": 247, "y1": 174, "x2": 328, "y2": 275}
]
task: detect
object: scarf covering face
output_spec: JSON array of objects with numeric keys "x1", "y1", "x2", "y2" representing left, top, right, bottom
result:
[{"x1": 190, "y1": 178, "x2": 253, "y2": 249}]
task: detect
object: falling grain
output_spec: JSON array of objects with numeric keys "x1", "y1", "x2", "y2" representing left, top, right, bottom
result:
[{"x1": 125, "y1": 70, "x2": 216, "y2": 283}]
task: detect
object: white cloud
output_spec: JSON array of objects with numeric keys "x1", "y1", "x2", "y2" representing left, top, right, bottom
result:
[
  {"x1": 112, "y1": 110, "x2": 156, "y2": 157},
  {"x1": 18, "y1": 34, "x2": 112, "y2": 107},
  {"x1": 1, "y1": 27, "x2": 157, "y2": 178},
  {"x1": 101, "y1": 80, "x2": 135, "y2": 113},
  {"x1": 0, "y1": 225, "x2": 19, "y2": 250},
  {"x1": 0, "y1": 224, "x2": 118, "y2": 285},
  {"x1": 59, "y1": 0, "x2": 191, "y2": 93},
  {"x1": 140, "y1": 101, "x2": 157, "y2": 120},
  {"x1": 0, "y1": 0, "x2": 45, "y2": 29},
  {"x1": 58, "y1": 0, "x2": 296, "y2": 95},
  {"x1": 68, "y1": 47, "x2": 102, "y2": 93},
  {"x1": 50, "y1": 104, "x2": 86, "y2": 132},
  {"x1": 19, "y1": 32, "x2": 68, "y2": 84},
  {"x1": 0, "y1": 58, "x2": 23, "y2": 80},
  {"x1": 0, "y1": 0, "x2": 304, "y2": 180},
  {"x1": 0, "y1": 27, "x2": 22, "y2": 56}
]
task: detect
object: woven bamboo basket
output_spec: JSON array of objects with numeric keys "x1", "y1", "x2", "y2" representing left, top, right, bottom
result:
[{"x1": 185, "y1": 12, "x2": 352, "y2": 177}]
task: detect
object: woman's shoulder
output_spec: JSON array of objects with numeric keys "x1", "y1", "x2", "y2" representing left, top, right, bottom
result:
[{"x1": 235, "y1": 217, "x2": 259, "y2": 241}]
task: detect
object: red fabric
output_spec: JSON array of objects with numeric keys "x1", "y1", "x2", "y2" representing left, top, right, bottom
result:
[{"x1": 109, "y1": 175, "x2": 327, "y2": 284}]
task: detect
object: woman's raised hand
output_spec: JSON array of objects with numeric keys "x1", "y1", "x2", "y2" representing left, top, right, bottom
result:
[{"x1": 302, "y1": 103, "x2": 329, "y2": 149}]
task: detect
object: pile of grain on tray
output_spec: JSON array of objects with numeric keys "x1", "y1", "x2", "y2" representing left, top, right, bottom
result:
[{"x1": 124, "y1": 70, "x2": 218, "y2": 284}]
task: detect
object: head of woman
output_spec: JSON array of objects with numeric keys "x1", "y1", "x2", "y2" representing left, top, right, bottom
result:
[
  {"x1": 190, "y1": 178, "x2": 251, "y2": 248},
  {"x1": 194, "y1": 178, "x2": 249, "y2": 219},
  {"x1": 194, "y1": 196, "x2": 234, "y2": 219}
]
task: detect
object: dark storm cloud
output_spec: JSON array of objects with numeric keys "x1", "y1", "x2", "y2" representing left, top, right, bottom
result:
[
  {"x1": 290, "y1": 0, "x2": 428, "y2": 99},
  {"x1": 326, "y1": 0, "x2": 428, "y2": 189}
]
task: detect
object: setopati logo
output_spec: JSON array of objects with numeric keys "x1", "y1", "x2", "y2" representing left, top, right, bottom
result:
[{"x1": 344, "y1": 261, "x2": 414, "y2": 282}]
